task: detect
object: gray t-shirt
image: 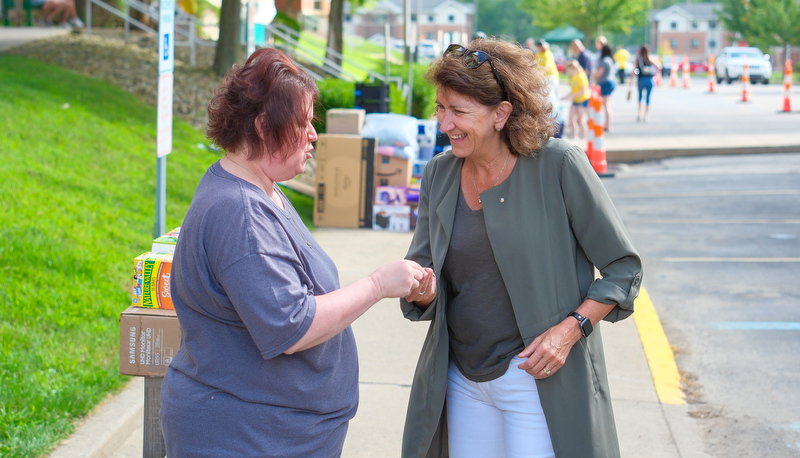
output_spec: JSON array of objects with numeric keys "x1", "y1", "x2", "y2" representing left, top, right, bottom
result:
[
  {"x1": 597, "y1": 56, "x2": 615, "y2": 84},
  {"x1": 160, "y1": 161, "x2": 357, "y2": 457},
  {"x1": 442, "y1": 188, "x2": 525, "y2": 382}
]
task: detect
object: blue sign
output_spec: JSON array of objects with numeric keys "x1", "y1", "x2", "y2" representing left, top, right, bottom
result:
[{"x1": 163, "y1": 34, "x2": 169, "y2": 60}]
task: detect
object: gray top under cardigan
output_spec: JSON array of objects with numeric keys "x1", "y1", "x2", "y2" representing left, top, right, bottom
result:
[
  {"x1": 400, "y1": 139, "x2": 643, "y2": 458},
  {"x1": 443, "y1": 188, "x2": 524, "y2": 382}
]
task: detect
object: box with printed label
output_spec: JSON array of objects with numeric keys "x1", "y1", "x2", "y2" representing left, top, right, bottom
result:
[
  {"x1": 133, "y1": 252, "x2": 174, "y2": 309},
  {"x1": 372, "y1": 204, "x2": 411, "y2": 232},
  {"x1": 374, "y1": 186, "x2": 408, "y2": 205},
  {"x1": 326, "y1": 108, "x2": 366, "y2": 135},
  {"x1": 314, "y1": 134, "x2": 375, "y2": 228},
  {"x1": 119, "y1": 306, "x2": 181, "y2": 377},
  {"x1": 374, "y1": 153, "x2": 412, "y2": 188}
]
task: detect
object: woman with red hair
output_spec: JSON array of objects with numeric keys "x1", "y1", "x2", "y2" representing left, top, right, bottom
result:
[{"x1": 159, "y1": 48, "x2": 428, "y2": 456}]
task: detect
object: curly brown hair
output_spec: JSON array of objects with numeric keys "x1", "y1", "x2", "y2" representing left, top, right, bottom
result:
[
  {"x1": 206, "y1": 48, "x2": 320, "y2": 161},
  {"x1": 426, "y1": 38, "x2": 556, "y2": 156}
]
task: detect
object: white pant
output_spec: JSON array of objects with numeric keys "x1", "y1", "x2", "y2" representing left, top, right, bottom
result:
[{"x1": 446, "y1": 356, "x2": 555, "y2": 458}]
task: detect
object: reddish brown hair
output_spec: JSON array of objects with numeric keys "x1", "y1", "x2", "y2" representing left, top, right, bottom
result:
[{"x1": 206, "y1": 48, "x2": 320, "y2": 160}]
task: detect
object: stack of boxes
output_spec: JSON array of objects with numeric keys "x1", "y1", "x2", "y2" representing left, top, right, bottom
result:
[
  {"x1": 120, "y1": 227, "x2": 182, "y2": 377},
  {"x1": 315, "y1": 108, "x2": 422, "y2": 231}
]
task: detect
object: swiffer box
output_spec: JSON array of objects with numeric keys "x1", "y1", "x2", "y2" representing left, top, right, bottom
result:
[
  {"x1": 314, "y1": 135, "x2": 375, "y2": 228},
  {"x1": 132, "y1": 252, "x2": 174, "y2": 309},
  {"x1": 119, "y1": 306, "x2": 180, "y2": 377}
]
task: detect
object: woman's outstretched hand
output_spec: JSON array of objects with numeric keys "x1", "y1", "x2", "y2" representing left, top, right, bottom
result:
[{"x1": 369, "y1": 260, "x2": 425, "y2": 299}]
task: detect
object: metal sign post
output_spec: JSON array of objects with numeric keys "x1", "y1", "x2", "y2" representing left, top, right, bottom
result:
[
  {"x1": 155, "y1": 0, "x2": 175, "y2": 238},
  {"x1": 145, "y1": 2, "x2": 175, "y2": 457}
]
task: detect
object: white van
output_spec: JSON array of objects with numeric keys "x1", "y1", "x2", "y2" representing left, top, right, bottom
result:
[{"x1": 715, "y1": 46, "x2": 773, "y2": 84}]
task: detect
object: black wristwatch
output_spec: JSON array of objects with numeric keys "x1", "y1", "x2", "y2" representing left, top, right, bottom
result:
[{"x1": 568, "y1": 311, "x2": 593, "y2": 338}]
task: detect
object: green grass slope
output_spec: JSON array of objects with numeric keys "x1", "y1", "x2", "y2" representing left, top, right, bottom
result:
[{"x1": 0, "y1": 54, "x2": 310, "y2": 457}]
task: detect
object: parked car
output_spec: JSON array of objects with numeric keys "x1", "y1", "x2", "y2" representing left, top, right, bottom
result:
[
  {"x1": 689, "y1": 61, "x2": 708, "y2": 73},
  {"x1": 715, "y1": 46, "x2": 772, "y2": 84}
]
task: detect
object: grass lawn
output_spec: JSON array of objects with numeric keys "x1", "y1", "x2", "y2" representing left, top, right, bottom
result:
[{"x1": 0, "y1": 54, "x2": 311, "y2": 457}]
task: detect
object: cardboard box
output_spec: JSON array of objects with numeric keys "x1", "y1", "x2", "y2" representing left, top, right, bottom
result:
[
  {"x1": 133, "y1": 252, "x2": 174, "y2": 309},
  {"x1": 326, "y1": 108, "x2": 366, "y2": 135},
  {"x1": 375, "y1": 153, "x2": 412, "y2": 188},
  {"x1": 151, "y1": 226, "x2": 180, "y2": 254},
  {"x1": 119, "y1": 306, "x2": 181, "y2": 377},
  {"x1": 314, "y1": 134, "x2": 375, "y2": 228},
  {"x1": 372, "y1": 205, "x2": 411, "y2": 232}
]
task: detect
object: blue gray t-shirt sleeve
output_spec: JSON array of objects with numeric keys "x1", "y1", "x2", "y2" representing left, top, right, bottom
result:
[{"x1": 218, "y1": 250, "x2": 317, "y2": 360}]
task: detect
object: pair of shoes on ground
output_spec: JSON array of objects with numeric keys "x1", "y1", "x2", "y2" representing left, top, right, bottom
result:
[{"x1": 635, "y1": 115, "x2": 649, "y2": 123}]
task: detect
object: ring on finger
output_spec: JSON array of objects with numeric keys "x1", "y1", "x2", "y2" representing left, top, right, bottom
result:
[{"x1": 542, "y1": 367, "x2": 551, "y2": 375}]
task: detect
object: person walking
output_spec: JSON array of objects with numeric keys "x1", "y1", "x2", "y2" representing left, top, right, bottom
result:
[
  {"x1": 593, "y1": 44, "x2": 617, "y2": 131},
  {"x1": 159, "y1": 48, "x2": 427, "y2": 457},
  {"x1": 632, "y1": 44, "x2": 661, "y2": 122},
  {"x1": 614, "y1": 45, "x2": 630, "y2": 84},
  {"x1": 569, "y1": 38, "x2": 592, "y2": 77},
  {"x1": 400, "y1": 38, "x2": 642, "y2": 458}
]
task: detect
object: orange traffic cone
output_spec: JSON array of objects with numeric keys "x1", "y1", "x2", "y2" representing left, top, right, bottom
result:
[
  {"x1": 670, "y1": 56, "x2": 678, "y2": 87},
  {"x1": 781, "y1": 59, "x2": 792, "y2": 112},
  {"x1": 740, "y1": 59, "x2": 751, "y2": 103},
  {"x1": 682, "y1": 54, "x2": 691, "y2": 88},
  {"x1": 708, "y1": 55, "x2": 717, "y2": 93},
  {"x1": 586, "y1": 85, "x2": 596, "y2": 159},
  {"x1": 654, "y1": 56, "x2": 663, "y2": 86},
  {"x1": 587, "y1": 86, "x2": 607, "y2": 174}
]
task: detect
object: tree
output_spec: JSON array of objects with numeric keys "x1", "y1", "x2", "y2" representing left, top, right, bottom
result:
[
  {"x1": 519, "y1": 0, "x2": 651, "y2": 43},
  {"x1": 477, "y1": 0, "x2": 542, "y2": 42},
  {"x1": 719, "y1": 0, "x2": 800, "y2": 61},
  {"x1": 213, "y1": 0, "x2": 243, "y2": 76},
  {"x1": 326, "y1": 0, "x2": 344, "y2": 71}
]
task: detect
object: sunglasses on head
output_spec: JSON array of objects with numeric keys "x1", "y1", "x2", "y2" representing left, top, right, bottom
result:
[{"x1": 443, "y1": 44, "x2": 508, "y2": 101}]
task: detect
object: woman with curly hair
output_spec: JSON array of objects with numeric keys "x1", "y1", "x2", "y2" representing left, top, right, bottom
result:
[{"x1": 400, "y1": 37, "x2": 643, "y2": 457}]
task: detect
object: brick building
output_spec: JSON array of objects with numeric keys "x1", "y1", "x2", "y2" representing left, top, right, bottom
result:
[{"x1": 649, "y1": 3, "x2": 732, "y2": 61}]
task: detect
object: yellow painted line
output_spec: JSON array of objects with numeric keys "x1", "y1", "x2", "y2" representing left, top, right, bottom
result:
[{"x1": 633, "y1": 287, "x2": 685, "y2": 405}]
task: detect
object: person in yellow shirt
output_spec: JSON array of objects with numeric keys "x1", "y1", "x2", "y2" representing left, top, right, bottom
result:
[
  {"x1": 614, "y1": 45, "x2": 630, "y2": 84},
  {"x1": 562, "y1": 60, "x2": 590, "y2": 140},
  {"x1": 534, "y1": 39, "x2": 562, "y2": 137},
  {"x1": 535, "y1": 39, "x2": 559, "y2": 80}
]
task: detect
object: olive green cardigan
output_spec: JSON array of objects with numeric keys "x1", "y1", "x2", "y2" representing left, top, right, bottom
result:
[{"x1": 400, "y1": 139, "x2": 643, "y2": 458}]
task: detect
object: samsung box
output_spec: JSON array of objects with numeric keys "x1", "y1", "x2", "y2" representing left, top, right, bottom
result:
[
  {"x1": 326, "y1": 108, "x2": 366, "y2": 135},
  {"x1": 119, "y1": 306, "x2": 181, "y2": 377},
  {"x1": 314, "y1": 134, "x2": 375, "y2": 228},
  {"x1": 375, "y1": 153, "x2": 412, "y2": 188}
]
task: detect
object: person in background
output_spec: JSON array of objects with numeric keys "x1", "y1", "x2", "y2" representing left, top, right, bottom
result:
[
  {"x1": 562, "y1": 59, "x2": 590, "y2": 140},
  {"x1": 632, "y1": 44, "x2": 661, "y2": 122},
  {"x1": 569, "y1": 38, "x2": 592, "y2": 77},
  {"x1": 594, "y1": 35, "x2": 607, "y2": 70},
  {"x1": 159, "y1": 48, "x2": 427, "y2": 457},
  {"x1": 35, "y1": 0, "x2": 84, "y2": 28},
  {"x1": 614, "y1": 45, "x2": 630, "y2": 84},
  {"x1": 400, "y1": 38, "x2": 642, "y2": 457},
  {"x1": 535, "y1": 38, "x2": 563, "y2": 138},
  {"x1": 592, "y1": 44, "x2": 617, "y2": 132}
]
